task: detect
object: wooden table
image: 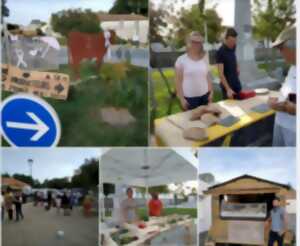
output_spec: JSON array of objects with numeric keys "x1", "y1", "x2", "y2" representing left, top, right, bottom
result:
[{"x1": 154, "y1": 92, "x2": 280, "y2": 147}]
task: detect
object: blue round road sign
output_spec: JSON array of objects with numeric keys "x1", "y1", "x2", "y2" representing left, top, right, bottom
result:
[{"x1": 1, "y1": 94, "x2": 61, "y2": 147}]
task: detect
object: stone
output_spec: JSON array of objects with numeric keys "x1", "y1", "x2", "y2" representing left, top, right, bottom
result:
[{"x1": 101, "y1": 107, "x2": 136, "y2": 127}]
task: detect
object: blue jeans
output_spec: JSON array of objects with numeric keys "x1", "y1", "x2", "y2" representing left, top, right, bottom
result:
[
  {"x1": 272, "y1": 123, "x2": 296, "y2": 147},
  {"x1": 185, "y1": 93, "x2": 210, "y2": 110},
  {"x1": 268, "y1": 231, "x2": 283, "y2": 246}
]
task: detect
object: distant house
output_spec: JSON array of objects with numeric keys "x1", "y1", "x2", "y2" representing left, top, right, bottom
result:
[
  {"x1": 98, "y1": 13, "x2": 148, "y2": 44},
  {"x1": 2, "y1": 177, "x2": 32, "y2": 193}
]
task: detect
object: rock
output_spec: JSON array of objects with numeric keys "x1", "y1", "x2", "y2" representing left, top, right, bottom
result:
[{"x1": 101, "y1": 107, "x2": 136, "y2": 127}]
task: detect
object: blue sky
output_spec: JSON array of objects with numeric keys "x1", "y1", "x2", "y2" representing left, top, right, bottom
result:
[
  {"x1": 6, "y1": 0, "x2": 115, "y2": 25},
  {"x1": 198, "y1": 148, "x2": 296, "y2": 188},
  {"x1": 1, "y1": 148, "x2": 100, "y2": 182}
]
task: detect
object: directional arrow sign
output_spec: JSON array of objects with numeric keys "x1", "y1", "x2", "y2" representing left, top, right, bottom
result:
[{"x1": 1, "y1": 94, "x2": 61, "y2": 147}]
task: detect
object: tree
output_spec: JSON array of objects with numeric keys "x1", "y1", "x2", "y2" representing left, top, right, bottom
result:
[
  {"x1": 253, "y1": 0, "x2": 296, "y2": 70},
  {"x1": 173, "y1": 5, "x2": 223, "y2": 48},
  {"x1": 198, "y1": 0, "x2": 206, "y2": 14},
  {"x1": 12, "y1": 174, "x2": 35, "y2": 187},
  {"x1": 43, "y1": 177, "x2": 71, "y2": 190},
  {"x1": 149, "y1": 2, "x2": 169, "y2": 44},
  {"x1": 2, "y1": 173, "x2": 10, "y2": 178},
  {"x1": 137, "y1": 185, "x2": 170, "y2": 196},
  {"x1": 109, "y1": 0, "x2": 148, "y2": 16},
  {"x1": 1, "y1": 0, "x2": 9, "y2": 23},
  {"x1": 71, "y1": 158, "x2": 99, "y2": 190},
  {"x1": 51, "y1": 9, "x2": 101, "y2": 37}
]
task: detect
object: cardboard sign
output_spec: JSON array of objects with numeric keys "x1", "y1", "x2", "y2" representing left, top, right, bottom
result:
[
  {"x1": 68, "y1": 31, "x2": 115, "y2": 78},
  {"x1": 2, "y1": 35, "x2": 60, "y2": 70},
  {"x1": 2, "y1": 64, "x2": 70, "y2": 100}
]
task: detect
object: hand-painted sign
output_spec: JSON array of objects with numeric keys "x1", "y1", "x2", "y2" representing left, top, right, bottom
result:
[
  {"x1": 1, "y1": 94, "x2": 61, "y2": 147},
  {"x1": 2, "y1": 35, "x2": 60, "y2": 70},
  {"x1": 2, "y1": 64, "x2": 70, "y2": 100},
  {"x1": 68, "y1": 31, "x2": 115, "y2": 78}
]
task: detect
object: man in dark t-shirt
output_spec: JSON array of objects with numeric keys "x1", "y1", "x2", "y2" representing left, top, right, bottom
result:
[{"x1": 216, "y1": 28, "x2": 242, "y2": 99}]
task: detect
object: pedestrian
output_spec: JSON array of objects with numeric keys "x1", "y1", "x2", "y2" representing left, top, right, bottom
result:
[
  {"x1": 268, "y1": 25, "x2": 296, "y2": 146},
  {"x1": 83, "y1": 191, "x2": 94, "y2": 217},
  {"x1": 55, "y1": 194, "x2": 62, "y2": 215},
  {"x1": 4, "y1": 188, "x2": 14, "y2": 221},
  {"x1": 46, "y1": 191, "x2": 52, "y2": 211},
  {"x1": 216, "y1": 28, "x2": 242, "y2": 99},
  {"x1": 175, "y1": 31, "x2": 213, "y2": 110},
  {"x1": 14, "y1": 191, "x2": 24, "y2": 221},
  {"x1": 33, "y1": 192, "x2": 38, "y2": 207},
  {"x1": 61, "y1": 192, "x2": 70, "y2": 216},
  {"x1": 1, "y1": 191, "x2": 5, "y2": 221},
  {"x1": 266, "y1": 197, "x2": 288, "y2": 246}
]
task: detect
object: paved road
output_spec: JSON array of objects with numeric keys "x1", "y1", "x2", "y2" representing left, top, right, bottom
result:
[{"x1": 2, "y1": 203, "x2": 98, "y2": 246}]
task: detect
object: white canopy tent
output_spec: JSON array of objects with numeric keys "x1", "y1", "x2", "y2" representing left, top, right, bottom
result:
[
  {"x1": 100, "y1": 148, "x2": 197, "y2": 187},
  {"x1": 100, "y1": 148, "x2": 198, "y2": 241}
]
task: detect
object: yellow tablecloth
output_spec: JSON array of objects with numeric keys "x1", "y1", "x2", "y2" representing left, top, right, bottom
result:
[{"x1": 154, "y1": 91, "x2": 280, "y2": 147}]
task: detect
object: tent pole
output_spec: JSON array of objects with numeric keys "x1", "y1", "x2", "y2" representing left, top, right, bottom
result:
[{"x1": 146, "y1": 185, "x2": 149, "y2": 221}]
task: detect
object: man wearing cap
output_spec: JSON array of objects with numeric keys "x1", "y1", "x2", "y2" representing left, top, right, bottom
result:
[
  {"x1": 216, "y1": 28, "x2": 242, "y2": 99},
  {"x1": 268, "y1": 25, "x2": 296, "y2": 146},
  {"x1": 266, "y1": 197, "x2": 288, "y2": 246}
]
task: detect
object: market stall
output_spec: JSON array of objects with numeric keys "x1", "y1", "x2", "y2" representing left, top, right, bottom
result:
[
  {"x1": 155, "y1": 91, "x2": 280, "y2": 147},
  {"x1": 100, "y1": 148, "x2": 198, "y2": 246},
  {"x1": 203, "y1": 175, "x2": 295, "y2": 246}
]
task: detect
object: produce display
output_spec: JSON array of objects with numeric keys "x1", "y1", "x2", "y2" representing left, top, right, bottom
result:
[{"x1": 101, "y1": 215, "x2": 194, "y2": 246}]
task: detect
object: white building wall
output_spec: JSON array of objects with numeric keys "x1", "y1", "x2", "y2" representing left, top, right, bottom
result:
[{"x1": 101, "y1": 20, "x2": 148, "y2": 44}]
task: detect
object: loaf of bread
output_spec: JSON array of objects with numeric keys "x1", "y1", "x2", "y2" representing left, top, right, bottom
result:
[{"x1": 183, "y1": 127, "x2": 208, "y2": 141}]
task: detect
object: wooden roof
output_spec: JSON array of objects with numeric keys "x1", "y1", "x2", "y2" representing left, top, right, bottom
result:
[
  {"x1": 2, "y1": 177, "x2": 30, "y2": 189},
  {"x1": 205, "y1": 175, "x2": 292, "y2": 195}
]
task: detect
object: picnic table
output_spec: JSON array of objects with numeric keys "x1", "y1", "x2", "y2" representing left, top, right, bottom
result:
[
  {"x1": 154, "y1": 91, "x2": 280, "y2": 147},
  {"x1": 100, "y1": 215, "x2": 195, "y2": 246}
]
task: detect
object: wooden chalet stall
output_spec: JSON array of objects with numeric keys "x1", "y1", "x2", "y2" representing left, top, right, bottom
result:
[{"x1": 204, "y1": 175, "x2": 295, "y2": 246}]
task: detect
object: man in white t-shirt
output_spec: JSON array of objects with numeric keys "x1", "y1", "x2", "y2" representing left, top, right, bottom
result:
[{"x1": 268, "y1": 26, "x2": 296, "y2": 146}]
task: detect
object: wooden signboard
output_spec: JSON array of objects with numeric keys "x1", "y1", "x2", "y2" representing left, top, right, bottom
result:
[{"x1": 2, "y1": 64, "x2": 70, "y2": 100}]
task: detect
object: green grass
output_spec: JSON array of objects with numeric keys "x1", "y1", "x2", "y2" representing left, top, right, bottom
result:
[
  {"x1": 151, "y1": 67, "x2": 222, "y2": 120},
  {"x1": 2, "y1": 62, "x2": 148, "y2": 146},
  {"x1": 104, "y1": 207, "x2": 197, "y2": 219},
  {"x1": 138, "y1": 207, "x2": 197, "y2": 219}
]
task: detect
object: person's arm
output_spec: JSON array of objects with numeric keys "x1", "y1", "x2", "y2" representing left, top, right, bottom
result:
[
  {"x1": 284, "y1": 101, "x2": 296, "y2": 115},
  {"x1": 207, "y1": 72, "x2": 214, "y2": 103},
  {"x1": 269, "y1": 99, "x2": 296, "y2": 115},
  {"x1": 175, "y1": 65, "x2": 189, "y2": 111},
  {"x1": 217, "y1": 63, "x2": 235, "y2": 99}
]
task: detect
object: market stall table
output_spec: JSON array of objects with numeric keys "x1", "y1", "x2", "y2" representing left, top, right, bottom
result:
[
  {"x1": 100, "y1": 215, "x2": 195, "y2": 246},
  {"x1": 154, "y1": 91, "x2": 280, "y2": 147}
]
